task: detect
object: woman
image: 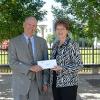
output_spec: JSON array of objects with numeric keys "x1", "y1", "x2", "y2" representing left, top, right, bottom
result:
[{"x1": 51, "y1": 19, "x2": 83, "y2": 100}]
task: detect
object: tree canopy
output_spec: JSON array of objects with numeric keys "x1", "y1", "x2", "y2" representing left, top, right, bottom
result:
[
  {"x1": 46, "y1": 33, "x2": 55, "y2": 47},
  {"x1": 52, "y1": 0, "x2": 100, "y2": 41},
  {"x1": 0, "y1": 0, "x2": 47, "y2": 41}
]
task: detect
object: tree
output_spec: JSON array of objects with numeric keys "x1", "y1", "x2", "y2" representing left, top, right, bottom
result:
[
  {"x1": 52, "y1": 0, "x2": 100, "y2": 41},
  {"x1": 46, "y1": 33, "x2": 55, "y2": 47},
  {"x1": 0, "y1": 0, "x2": 47, "y2": 41}
]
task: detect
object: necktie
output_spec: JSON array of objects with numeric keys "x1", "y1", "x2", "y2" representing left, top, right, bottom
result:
[
  {"x1": 28, "y1": 38, "x2": 34, "y2": 60},
  {"x1": 28, "y1": 38, "x2": 35, "y2": 80}
]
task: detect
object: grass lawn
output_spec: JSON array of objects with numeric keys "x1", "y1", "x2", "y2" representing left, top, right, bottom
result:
[
  {"x1": 0, "y1": 49, "x2": 100, "y2": 64},
  {"x1": 0, "y1": 51, "x2": 8, "y2": 64},
  {"x1": 80, "y1": 49, "x2": 100, "y2": 64}
]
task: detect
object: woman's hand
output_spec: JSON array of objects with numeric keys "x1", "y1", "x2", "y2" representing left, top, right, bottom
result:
[{"x1": 52, "y1": 66, "x2": 63, "y2": 72}]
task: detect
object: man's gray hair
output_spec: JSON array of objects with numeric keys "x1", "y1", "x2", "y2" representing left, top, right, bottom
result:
[{"x1": 24, "y1": 16, "x2": 37, "y2": 23}]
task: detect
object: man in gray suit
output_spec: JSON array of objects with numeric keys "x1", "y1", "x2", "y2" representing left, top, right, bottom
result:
[{"x1": 8, "y1": 16, "x2": 49, "y2": 100}]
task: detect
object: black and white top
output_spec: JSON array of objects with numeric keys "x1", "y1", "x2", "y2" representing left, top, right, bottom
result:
[{"x1": 51, "y1": 37, "x2": 83, "y2": 87}]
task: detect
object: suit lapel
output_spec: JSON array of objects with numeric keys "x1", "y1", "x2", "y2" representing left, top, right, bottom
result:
[
  {"x1": 20, "y1": 34, "x2": 31, "y2": 58},
  {"x1": 20, "y1": 34, "x2": 40, "y2": 62},
  {"x1": 33, "y1": 36, "x2": 38, "y2": 61}
]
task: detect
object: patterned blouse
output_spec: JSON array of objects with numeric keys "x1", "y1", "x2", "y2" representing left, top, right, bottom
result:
[{"x1": 51, "y1": 37, "x2": 83, "y2": 87}]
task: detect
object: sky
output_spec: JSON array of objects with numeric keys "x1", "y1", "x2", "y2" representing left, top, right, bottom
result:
[
  {"x1": 42, "y1": 0, "x2": 61, "y2": 21},
  {"x1": 37, "y1": 0, "x2": 61, "y2": 38}
]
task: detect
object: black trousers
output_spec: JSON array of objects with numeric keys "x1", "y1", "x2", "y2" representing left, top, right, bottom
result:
[
  {"x1": 52, "y1": 85, "x2": 78, "y2": 100},
  {"x1": 52, "y1": 71, "x2": 78, "y2": 100}
]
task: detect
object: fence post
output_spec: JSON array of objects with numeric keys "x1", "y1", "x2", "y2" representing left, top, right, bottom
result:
[
  {"x1": 92, "y1": 46, "x2": 99, "y2": 74},
  {"x1": 92, "y1": 45, "x2": 94, "y2": 64}
]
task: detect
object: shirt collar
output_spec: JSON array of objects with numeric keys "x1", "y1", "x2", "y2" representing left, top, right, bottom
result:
[
  {"x1": 58, "y1": 36, "x2": 70, "y2": 46},
  {"x1": 63, "y1": 36, "x2": 70, "y2": 46},
  {"x1": 23, "y1": 33, "x2": 34, "y2": 40}
]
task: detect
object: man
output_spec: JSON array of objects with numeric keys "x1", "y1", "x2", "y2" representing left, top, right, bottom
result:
[{"x1": 8, "y1": 16, "x2": 49, "y2": 100}]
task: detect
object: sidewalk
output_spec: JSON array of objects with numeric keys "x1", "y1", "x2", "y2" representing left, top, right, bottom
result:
[
  {"x1": 78, "y1": 74, "x2": 100, "y2": 100},
  {"x1": 0, "y1": 74, "x2": 100, "y2": 100}
]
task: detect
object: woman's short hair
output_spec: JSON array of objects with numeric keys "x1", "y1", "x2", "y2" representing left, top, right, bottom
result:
[{"x1": 54, "y1": 19, "x2": 69, "y2": 30}]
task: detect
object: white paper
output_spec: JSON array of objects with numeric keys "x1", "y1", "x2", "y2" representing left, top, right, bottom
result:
[{"x1": 37, "y1": 59, "x2": 57, "y2": 69}]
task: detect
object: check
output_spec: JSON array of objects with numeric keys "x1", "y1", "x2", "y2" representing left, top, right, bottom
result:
[{"x1": 37, "y1": 59, "x2": 57, "y2": 69}]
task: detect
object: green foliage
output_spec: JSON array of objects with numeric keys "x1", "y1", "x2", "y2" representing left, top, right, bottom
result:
[
  {"x1": 0, "y1": 0, "x2": 47, "y2": 41},
  {"x1": 52, "y1": 0, "x2": 100, "y2": 40},
  {"x1": 46, "y1": 33, "x2": 55, "y2": 46}
]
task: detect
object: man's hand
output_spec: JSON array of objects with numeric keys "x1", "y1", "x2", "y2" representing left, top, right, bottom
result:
[
  {"x1": 30, "y1": 65, "x2": 43, "y2": 72},
  {"x1": 51, "y1": 66, "x2": 63, "y2": 72},
  {"x1": 42, "y1": 84, "x2": 48, "y2": 93}
]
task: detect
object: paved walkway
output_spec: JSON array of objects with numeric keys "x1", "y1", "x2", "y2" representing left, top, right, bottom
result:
[
  {"x1": 78, "y1": 74, "x2": 100, "y2": 100},
  {"x1": 0, "y1": 74, "x2": 100, "y2": 100}
]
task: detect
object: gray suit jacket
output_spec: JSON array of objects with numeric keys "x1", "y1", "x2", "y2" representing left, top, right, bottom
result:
[{"x1": 8, "y1": 34, "x2": 49, "y2": 96}]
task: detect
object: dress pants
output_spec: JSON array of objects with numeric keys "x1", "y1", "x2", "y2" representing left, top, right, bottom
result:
[
  {"x1": 52, "y1": 85, "x2": 78, "y2": 100},
  {"x1": 14, "y1": 80, "x2": 40, "y2": 100}
]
